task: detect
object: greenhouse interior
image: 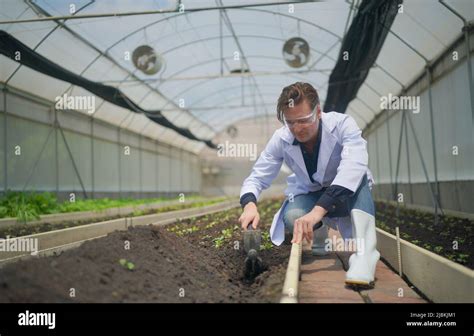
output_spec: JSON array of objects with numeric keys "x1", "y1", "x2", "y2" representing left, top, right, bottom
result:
[{"x1": 0, "y1": 0, "x2": 472, "y2": 326}]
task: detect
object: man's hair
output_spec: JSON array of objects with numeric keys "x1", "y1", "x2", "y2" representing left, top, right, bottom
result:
[{"x1": 276, "y1": 82, "x2": 320, "y2": 122}]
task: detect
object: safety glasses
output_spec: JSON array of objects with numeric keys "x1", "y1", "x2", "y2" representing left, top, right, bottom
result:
[{"x1": 283, "y1": 104, "x2": 318, "y2": 128}]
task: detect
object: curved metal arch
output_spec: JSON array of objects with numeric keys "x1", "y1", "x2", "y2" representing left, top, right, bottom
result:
[
  {"x1": 345, "y1": 104, "x2": 370, "y2": 125},
  {"x1": 203, "y1": 86, "x2": 330, "y2": 124},
  {"x1": 166, "y1": 113, "x2": 212, "y2": 137},
  {"x1": 196, "y1": 81, "x2": 327, "y2": 112},
  {"x1": 202, "y1": 95, "x2": 279, "y2": 122},
  {"x1": 211, "y1": 102, "x2": 368, "y2": 132},
  {"x1": 190, "y1": 85, "x2": 272, "y2": 109},
  {"x1": 210, "y1": 103, "x2": 369, "y2": 135},
  {"x1": 142, "y1": 20, "x2": 325, "y2": 62},
  {"x1": 350, "y1": 97, "x2": 378, "y2": 120},
  {"x1": 203, "y1": 85, "x2": 328, "y2": 116},
  {"x1": 70, "y1": 10, "x2": 327, "y2": 130},
  {"x1": 67, "y1": 5, "x2": 404, "y2": 140},
  {"x1": 214, "y1": 112, "x2": 283, "y2": 134},
  {"x1": 212, "y1": 111, "x2": 272, "y2": 132},
  {"x1": 105, "y1": 7, "x2": 345, "y2": 120},
  {"x1": 208, "y1": 86, "x2": 328, "y2": 108},
  {"x1": 147, "y1": 49, "x2": 333, "y2": 116},
  {"x1": 106, "y1": 7, "x2": 342, "y2": 113},
  {"x1": 198, "y1": 94, "x2": 281, "y2": 116},
  {"x1": 175, "y1": 71, "x2": 376, "y2": 134},
  {"x1": 170, "y1": 85, "x2": 279, "y2": 126},
  {"x1": 155, "y1": 55, "x2": 329, "y2": 109},
  {"x1": 143, "y1": 40, "x2": 398, "y2": 129},
  {"x1": 201, "y1": 83, "x2": 329, "y2": 122},
  {"x1": 202, "y1": 92, "x2": 374, "y2": 135},
  {"x1": 211, "y1": 110, "x2": 275, "y2": 126},
  {"x1": 206, "y1": 94, "x2": 367, "y2": 130},
  {"x1": 5, "y1": 0, "x2": 95, "y2": 85},
  {"x1": 145, "y1": 8, "x2": 403, "y2": 133},
  {"x1": 158, "y1": 54, "x2": 329, "y2": 88},
  {"x1": 210, "y1": 109, "x2": 275, "y2": 131},
  {"x1": 167, "y1": 78, "x2": 286, "y2": 113},
  {"x1": 207, "y1": 80, "x2": 329, "y2": 105},
  {"x1": 188, "y1": 84, "x2": 282, "y2": 111},
  {"x1": 151, "y1": 60, "x2": 326, "y2": 119},
  {"x1": 141, "y1": 81, "x2": 274, "y2": 140},
  {"x1": 150, "y1": 53, "x2": 331, "y2": 109},
  {"x1": 83, "y1": 5, "x2": 408, "y2": 141},
  {"x1": 103, "y1": 7, "x2": 342, "y2": 57},
  {"x1": 146, "y1": 78, "x2": 264, "y2": 133},
  {"x1": 148, "y1": 32, "x2": 331, "y2": 110},
  {"x1": 160, "y1": 102, "x2": 276, "y2": 112},
  {"x1": 51, "y1": 27, "x2": 214, "y2": 140},
  {"x1": 199, "y1": 7, "x2": 436, "y2": 143},
  {"x1": 210, "y1": 103, "x2": 362, "y2": 133},
  {"x1": 158, "y1": 33, "x2": 328, "y2": 59},
  {"x1": 152, "y1": 72, "x2": 388, "y2": 139},
  {"x1": 356, "y1": 79, "x2": 384, "y2": 102},
  {"x1": 134, "y1": 33, "x2": 336, "y2": 119},
  {"x1": 84, "y1": 6, "x2": 341, "y2": 100},
  {"x1": 168, "y1": 91, "x2": 274, "y2": 135}
]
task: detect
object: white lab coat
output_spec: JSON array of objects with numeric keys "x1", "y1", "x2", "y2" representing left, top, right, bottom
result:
[{"x1": 240, "y1": 111, "x2": 374, "y2": 245}]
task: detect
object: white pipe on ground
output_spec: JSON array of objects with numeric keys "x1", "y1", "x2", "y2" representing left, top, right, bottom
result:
[{"x1": 280, "y1": 242, "x2": 302, "y2": 303}]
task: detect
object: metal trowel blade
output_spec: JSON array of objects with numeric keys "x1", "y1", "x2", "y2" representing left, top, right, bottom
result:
[{"x1": 243, "y1": 225, "x2": 261, "y2": 254}]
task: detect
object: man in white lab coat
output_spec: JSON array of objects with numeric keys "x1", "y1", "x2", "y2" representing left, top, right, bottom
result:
[{"x1": 239, "y1": 82, "x2": 380, "y2": 287}]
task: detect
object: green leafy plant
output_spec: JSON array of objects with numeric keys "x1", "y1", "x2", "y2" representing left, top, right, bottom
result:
[
  {"x1": 213, "y1": 236, "x2": 225, "y2": 248},
  {"x1": 0, "y1": 191, "x2": 43, "y2": 221},
  {"x1": 132, "y1": 209, "x2": 145, "y2": 216},
  {"x1": 434, "y1": 246, "x2": 443, "y2": 254},
  {"x1": 260, "y1": 231, "x2": 273, "y2": 250},
  {"x1": 455, "y1": 254, "x2": 469, "y2": 264},
  {"x1": 0, "y1": 206, "x2": 7, "y2": 218},
  {"x1": 0, "y1": 191, "x2": 228, "y2": 220},
  {"x1": 213, "y1": 227, "x2": 234, "y2": 248},
  {"x1": 455, "y1": 237, "x2": 465, "y2": 244},
  {"x1": 168, "y1": 224, "x2": 200, "y2": 236},
  {"x1": 204, "y1": 221, "x2": 218, "y2": 229},
  {"x1": 14, "y1": 202, "x2": 40, "y2": 223},
  {"x1": 401, "y1": 232, "x2": 410, "y2": 239},
  {"x1": 119, "y1": 258, "x2": 135, "y2": 271}
]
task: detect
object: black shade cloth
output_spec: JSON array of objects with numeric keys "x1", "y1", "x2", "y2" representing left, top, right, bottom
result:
[
  {"x1": 0, "y1": 30, "x2": 216, "y2": 149},
  {"x1": 324, "y1": 0, "x2": 402, "y2": 114}
]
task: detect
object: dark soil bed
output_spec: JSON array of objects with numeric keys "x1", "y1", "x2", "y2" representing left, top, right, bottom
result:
[
  {"x1": 0, "y1": 198, "x2": 226, "y2": 239},
  {"x1": 0, "y1": 199, "x2": 290, "y2": 303},
  {"x1": 375, "y1": 201, "x2": 473, "y2": 269}
]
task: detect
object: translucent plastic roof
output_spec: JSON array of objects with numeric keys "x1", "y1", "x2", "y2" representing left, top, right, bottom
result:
[{"x1": 1, "y1": 0, "x2": 472, "y2": 153}]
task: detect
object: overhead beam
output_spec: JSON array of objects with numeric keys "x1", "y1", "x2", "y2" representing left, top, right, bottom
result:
[
  {"x1": 0, "y1": 1, "x2": 322, "y2": 24},
  {"x1": 100, "y1": 67, "x2": 333, "y2": 83}
]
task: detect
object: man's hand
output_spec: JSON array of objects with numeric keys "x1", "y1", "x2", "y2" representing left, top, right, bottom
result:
[
  {"x1": 239, "y1": 202, "x2": 260, "y2": 230},
  {"x1": 292, "y1": 206, "x2": 327, "y2": 244}
]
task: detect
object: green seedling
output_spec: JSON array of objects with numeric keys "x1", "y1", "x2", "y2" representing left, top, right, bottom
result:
[
  {"x1": 119, "y1": 258, "x2": 135, "y2": 271},
  {"x1": 260, "y1": 231, "x2": 273, "y2": 250},
  {"x1": 434, "y1": 246, "x2": 443, "y2": 253}
]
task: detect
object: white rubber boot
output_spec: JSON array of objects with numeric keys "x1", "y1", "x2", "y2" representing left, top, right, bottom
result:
[
  {"x1": 345, "y1": 209, "x2": 380, "y2": 287},
  {"x1": 312, "y1": 224, "x2": 329, "y2": 256}
]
